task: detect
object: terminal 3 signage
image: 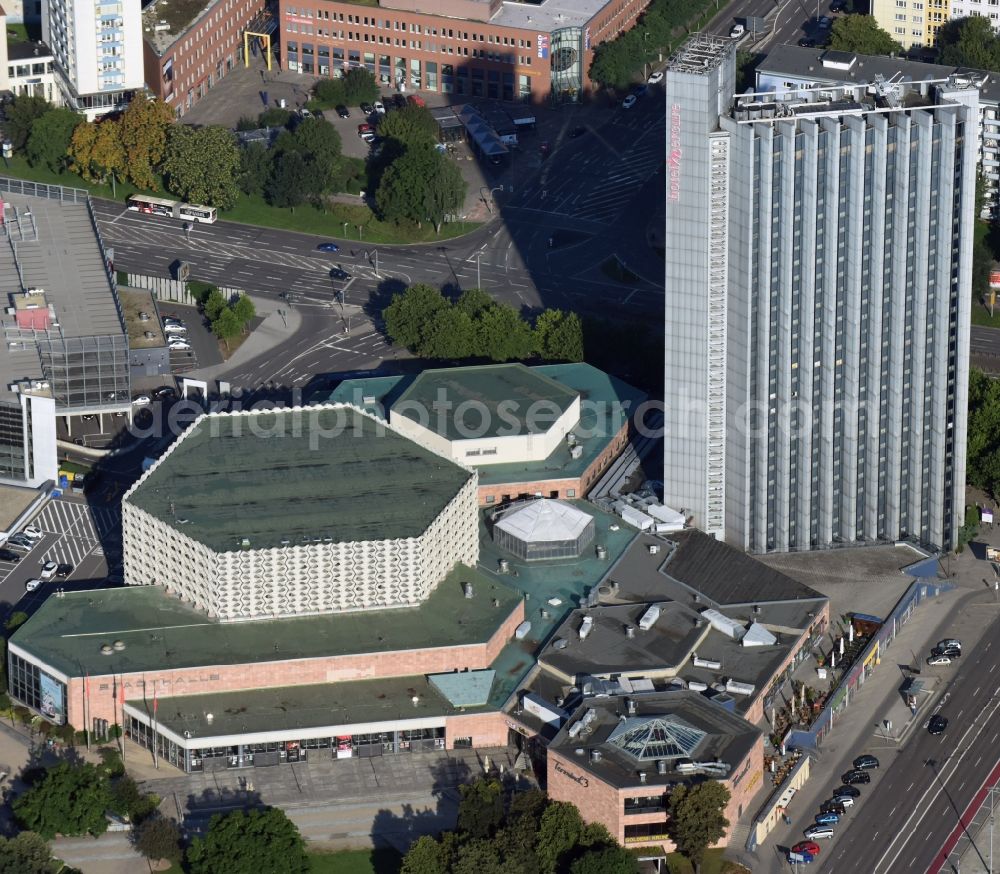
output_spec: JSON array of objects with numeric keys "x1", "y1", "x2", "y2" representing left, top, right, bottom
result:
[{"x1": 554, "y1": 760, "x2": 589, "y2": 788}]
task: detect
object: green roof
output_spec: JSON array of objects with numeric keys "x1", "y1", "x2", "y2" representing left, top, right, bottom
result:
[
  {"x1": 126, "y1": 406, "x2": 473, "y2": 551},
  {"x1": 128, "y1": 674, "x2": 488, "y2": 742},
  {"x1": 11, "y1": 565, "x2": 522, "y2": 678},
  {"x1": 328, "y1": 364, "x2": 646, "y2": 487},
  {"x1": 393, "y1": 363, "x2": 579, "y2": 441}
]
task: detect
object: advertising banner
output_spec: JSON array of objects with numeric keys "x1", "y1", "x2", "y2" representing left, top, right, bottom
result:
[
  {"x1": 537, "y1": 35, "x2": 550, "y2": 60},
  {"x1": 39, "y1": 672, "x2": 65, "y2": 725}
]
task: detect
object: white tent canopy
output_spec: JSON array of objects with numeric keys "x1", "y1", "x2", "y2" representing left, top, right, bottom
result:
[
  {"x1": 495, "y1": 499, "x2": 593, "y2": 542},
  {"x1": 741, "y1": 621, "x2": 777, "y2": 647}
]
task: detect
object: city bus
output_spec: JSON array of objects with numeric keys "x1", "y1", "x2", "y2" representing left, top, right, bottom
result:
[{"x1": 126, "y1": 195, "x2": 218, "y2": 224}]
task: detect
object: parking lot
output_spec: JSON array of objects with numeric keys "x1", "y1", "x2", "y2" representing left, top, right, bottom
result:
[{"x1": 0, "y1": 495, "x2": 118, "y2": 611}]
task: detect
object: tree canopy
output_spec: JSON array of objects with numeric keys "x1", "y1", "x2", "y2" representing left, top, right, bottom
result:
[
  {"x1": 186, "y1": 807, "x2": 309, "y2": 874},
  {"x1": 25, "y1": 108, "x2": 81, "y2": 173},
  {"x1": 163, "y1": 125, "x2": 241, "y2": 209},
  {"x1": 68, "y1": 119, "x2": 126, "y2": 184},
  {"x1": 134, "y1": 815, "x2": 183, "y2": 864},
  {"x1": 937, "y1": 15, "x2": 1000, "y2": 69},
  {"x1": 376, "y1": 142, "x2": 465, "y2": 231},
  {"x1": 666, "y1": 781, "x2": 731, "y2": 873},
  {"x1": 376, "y1": 104, "x2": 439, "y2": 150},
  {"x1": 118, "y1": 97, "x2": 176, "y2": 190},
  {"x1": 5, "y1": 95, "x2": 51, "y2": 150},
  {"x1": 828, "y1": 15, "x2": 902, "y2": 55},
  {"x1": 12, "y1": 762, "x2": 113, "y2": 839},
  {"x1": 0, "y1": 831, "x2": 61, "y2": 874},
  {"x1": 967, "y1": 367, "x2": 1000, "y2": 498},
  {"x1": 399, "y1": 782, "x2": 637, "y2": 874},
  {"x1": 342, "y1": 68, "x2": 381, "y2": 104}
]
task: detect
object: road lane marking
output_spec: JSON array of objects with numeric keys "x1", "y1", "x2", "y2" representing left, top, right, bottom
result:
[{"x1": 907, "y1": 782, "x2": 914, "y2": 791}]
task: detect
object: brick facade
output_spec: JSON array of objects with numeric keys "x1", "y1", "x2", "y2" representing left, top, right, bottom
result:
[
  {"x1": 59, "y1": 599, "x2": 524, "y2": 728},
  {"x1": 278, "y1": 0, "x2": 651, "y2": 102}
]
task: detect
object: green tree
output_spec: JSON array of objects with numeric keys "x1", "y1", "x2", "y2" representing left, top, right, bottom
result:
[
  {"x1": 343, "y1": 68, "x2": 380, "y2": 104},
  {"x1": 313, "y1": 78, "x2": 346, "y2": 107},
  {"x1": 375, "y1": 103, "x2": 439, "y2": 149},
  {"x1": 456, "y1": 777, "x2": 504, "y2": 839},
  {"x1": 163, "y1": 125, "x2": 241, "y2": 209},
  {"x1": 5, "y1": 611, "x2": 29, "y2": 632},
  {"x1": 967, "y1": 367, "x2": 1000, "y2": 497},
  {"x1": 421, "y1": 147, "x2": 466, "y2": 233},
  {"x1": 535, "y1": 801, "x2": 585, "y2": 873},
  {"x1": 258, "y1": 107, "x2": 293, "y2": 128},
  {"x1": 266, "y1": 150, "x2": 310, "y2": 208},
  {"x1": 666, "y1": 781, "x2": 731, "y2": 874},
  {"x1": 231, "y1": 295, "x2": 256, "y2": 333},
  {"x1": 212, "y1": 306, "x2": 243, "y2": 349},
  {"x1": 475, "y1": 303, "x2": 535, "y2": 362},
  {"x1": 12, "y1": 762, "x2": 113, "y2": 839},
  {"x1": 25, "y1": 108, "x2": 81, "y2": 172},
  {"x1": 589, "y1": 38, "x2": 636, "y2": 90},
  {"x1": 238, "y1": 142, "x2": 272, "y2": 197},
  {"x1": 376, "y1": 144, "x2": 464, "y2": 231},
  {"x1": 289, "y1": 117, "x2": 343, "y2": 196},
  {"x1": 534, "y1": 309, "x2": 584, "y2": 362},
  {"x1": 418, "y1": 306, "x2": 476, "y2": 359},
  {"x1": 0, "y1": 831, "x2": 59, "y2": 874},
  {"x1": 202, "y1": 288, "x2": 228, "y2": 321},
  {"x1": 569, "y1": 846, "x2": 639, "y2": 874},
  {"x1": 5, "y1": 95, "x2": 51, "y2": 150},
  {"x1": 400, "y1": 835, "x2": 448, "y2": 874},
  {"x1": 451, "y1": 839, "x2": 505, "y2": 874},
  {"x1": 828, "y1": 15, "x2": 902, "y2": 55},
  {"x1": 455, "y1": 288, "x2": 495, "y2": 319},
  {"x1": 134, "y1": 815, "x2": 183, "y2": 865},
  {"x1": 119, "y1": 97, "x2": 175, "y2": 190},
  {"x1": 937, "y1": 15, "x2": 1000, "y2": 69},
  {"x1": 382, "y1": 283, "x2": 449, "y2": 350},
  {"x1": 186, "y1": 808, "x2": 309, "y2": 874}
]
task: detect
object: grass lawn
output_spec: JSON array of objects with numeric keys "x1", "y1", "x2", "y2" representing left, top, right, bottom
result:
[
  {"x1": 0, "y1": 157, "x2": 479, "y2": 245},
  {"x1": 307, "y1": 848, "x2": 402, "y2": 874},
  {"x1": 664, "y1": 849, "x2": 748, "y2": 874}
]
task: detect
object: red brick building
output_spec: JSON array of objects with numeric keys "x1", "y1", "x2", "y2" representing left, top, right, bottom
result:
[
  {"x1": 277, "y1": 0, "x2": 652, "y2": 102},
  {"x1": 142, "y1": 0, "x2": 271, "y2": 116}
]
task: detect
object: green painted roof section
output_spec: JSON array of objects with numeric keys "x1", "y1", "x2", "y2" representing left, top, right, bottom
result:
[
  {"x1": 126, "y1": 406, "x2": 473, "y2": 551},
  {"x1": 393, "y1": 363, "x2": 579, "y2": 441},
  {"x1": 428, "y1": 669, "x2": 496, "y2": 707},
  {"x1": 128, "y1": 674, "x2": 489, "y2": 742},
  {"x1": 11, "y1": 565, "x2": 523, "y2": 678},
  {"x1": 329, "y1": 364, "x2": 646, "y2": 488}
]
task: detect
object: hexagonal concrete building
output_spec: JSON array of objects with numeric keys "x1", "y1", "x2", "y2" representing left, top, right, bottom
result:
[{"x1": 122, "y1": 404, "x2": 479, "y2": 621}]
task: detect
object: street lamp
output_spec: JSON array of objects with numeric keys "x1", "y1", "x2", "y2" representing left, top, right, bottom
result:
[
  {"x1": 472, "y1": 251, "x2": 484, "y2": 290},
  {"x1": 358, "y1": 225, "x2": 363, "y2": 240},
  {"x1": 342, "y1": 222, "x2": 349, "y2": 238}
]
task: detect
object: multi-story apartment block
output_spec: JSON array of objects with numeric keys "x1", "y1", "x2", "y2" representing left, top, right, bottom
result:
[
  {"x1": 42, "y1": 0, "x2": 143, "y2": 118},
  {"x1": 277, "y1": 0, "x2": 652, "y2": 103},
  {"x1": 871, "y1": 0, "x2": 950, "y2": 49},
  {"x1": 663, "y1": 35, "x2": 975, "y2": 553},
  {"x1": 142, "y1": 0, "x2": 270, "y2": 117}
]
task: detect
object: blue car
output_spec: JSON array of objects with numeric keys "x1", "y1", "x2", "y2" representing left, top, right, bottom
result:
[
  {"x1": 317, "y1": 242, "x2": 340, "y2": 253},
  {"x1": 814, "y1": 812, "x2": 840, "y2": 825},
  {"x1": 788, "y1": 852, "x2": 814, "y2": 864}
]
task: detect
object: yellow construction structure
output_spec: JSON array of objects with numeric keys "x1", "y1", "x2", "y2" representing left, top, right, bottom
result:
[{"x1": 243, "y1": 31, "x2": 273, "y2": 70}]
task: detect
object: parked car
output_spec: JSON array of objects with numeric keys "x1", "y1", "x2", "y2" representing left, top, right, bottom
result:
[
  {"x1": 818, "y1": 15, "x2": 832, "y2": 27},
  {"x1": 317, "y1": 242, "x2": 340, "y2": 253},
  {"x1": 335, "y1": 105, "x2": 350, "y2": 118},
  {"x1": 833, "y1": 785, "x2": 861, "y2": 799},
  {"x1": 788, "y1": 852, "x2": 814, "y2": 864},
  {"x1": 938, "y1": 638, "x2": 962, "y2": 651},
  {"x1": 6, "y1": 534, "x2": 33, "y2": 550},
  {"x1": 819, "y1": 800, "x2": 846, "y2": 815},
  {"x1": 647, "y1": 70, "x2": 664, "y2": 85},
  {"x1": 39, "y1": 561, "x2": 58, "y2": 581},
  {"x1": 932, "y1": 645, "x2": 961, "y2": 658},
  {"x1": 392, "y1": 94, "x2": 407, "y2": 108},
  {"x1": 163, "y1": 317, "x2": 184, "y2": 327},
  {"x1": 373, "y1": 100, "x2": 385, "y2": 114},
  {"x1": 799, "y1": 37, "x2": 816, "y2": 47},
  {"x1": 842, "y1": 769, "x2": 871, "y2": 785},
  {"x1": 168, "y1": 340, "x2": 192, "y2": 351},
  {"x1": 928, "y1": 714, "x2": 949, "y2": 735},
  {"x1": 154, "y1": 386, "x2": 176, "y2": 399},
  {"x1": 730, "y1": 23, "x2": 746, "y2": 38},
  {"x1": 803, "y1": 825, "x2": 835, "y2": 840},
  {"x1": 24, "y1": 578, "x2": 41, "y2": 592},
  {"x1": 164, "y1": 324, "x2": 188, "y2": 334},
  {"x1": 792, "y1": 842, "x2": 822, "y2": 857},
  {"x1": 132, "y1": 395, "x2": 151, "y2": 406},
  {"x1": 853, "y1": 754, "x2": 879, "y2": 770},
  {"x1": 329, "y1": 267, "x2": 351, "y2": 281},
  {"x1": 297, "y1": 107, "x2": 312, "y2": 119},
  {"x1": 22, "y1": 526, "x2": 43, "y2": 541},
  {"x1": 0, "y1": 548, "x2": 21, "y2": 562},
  {"x1": 358, "y1": 123, "x2": 375, "y2": 142},
  {"x1": 622, "y1": 94, "x2": 637, "y2": 110},
  {"x1": 56, "y1": 563, "x2": 73, "y2": 578},
  {"x1": 360, "y1": 101, "x2": 375, "y2": 115},
  {"x1": 815, "y1": 812, "x2": 840, "y2": 825},
  {"x1": 927, "y1": 654, "x2": 952, "y2": 666},
  {"x1": 830, "y1": 0, "x2": 847, "y2": 10}
]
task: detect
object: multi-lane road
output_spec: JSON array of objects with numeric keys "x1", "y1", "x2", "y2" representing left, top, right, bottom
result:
[{"x1": 786, "y1": 614, "x2": 1000, "y2": 873}]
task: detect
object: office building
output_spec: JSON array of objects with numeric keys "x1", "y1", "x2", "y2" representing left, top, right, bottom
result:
[
  {"x1": 0, "y1": 178, "x2": 129, "y2": 488},
  {"x1": 277, "y1": 0, "x2": 652, "y2": 103},
  {"x1": 142, "y1": 0, "x2": 271, "y2": 117},
  {"x1": 663, "y1": 35, "x2": 975, "y2": 552},
  {"x1": 755, "y1": 45, "x2": 1000, "y2": 219},
  {"x1": 42, "y1": 0, "x2": 143, "y2": 117}
]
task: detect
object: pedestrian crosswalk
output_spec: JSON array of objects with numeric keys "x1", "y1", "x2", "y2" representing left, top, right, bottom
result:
[{"x1": 33, "y1": 499, "x2": 121, "y2": 568}]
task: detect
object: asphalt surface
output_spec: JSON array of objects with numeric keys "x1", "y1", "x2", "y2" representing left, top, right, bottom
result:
[
  {"x1": 706, "y1": 0, "x2": 844, "y2": 53},
  {"x1": 774, "y1": 613, "x2": 1000, "y2": 874},
  {"x1": 92, "y1": 92, "x2": 666, "y2": 392}
]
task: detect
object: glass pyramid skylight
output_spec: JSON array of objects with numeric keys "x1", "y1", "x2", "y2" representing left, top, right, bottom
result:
[{"x1": 606, "y1": 714, "x2": 706, "y2": 761}]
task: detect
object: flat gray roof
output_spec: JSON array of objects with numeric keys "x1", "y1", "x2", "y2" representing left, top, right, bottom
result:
[
  {"x1": 548, "y1": 691, "x2": 761, "y2": 790},
  {"x1": 126, "y1": 406, "x2": 475, "y2": 551},
  {"x1": 493, "y1": 0, "x2": 606, "y2": 31},
  {"x1": 11, "y1": 566, "x2": 522, "y2": 678},
  {"x1": 757, "y1": 44, "x2": 1000, "y2": 104},
  {"x1": 0, "y1": 189, "x2": 125, "y2": 403}
]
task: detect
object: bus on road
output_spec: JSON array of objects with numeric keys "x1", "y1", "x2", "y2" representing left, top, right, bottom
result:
[{"x1": 126, "y1": 195, "x2": 218, "y2": 224}]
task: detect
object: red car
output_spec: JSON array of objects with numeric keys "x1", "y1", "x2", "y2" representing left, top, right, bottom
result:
[{"x1": 792, "y1": 841, "x2": 821, "y2": 857}]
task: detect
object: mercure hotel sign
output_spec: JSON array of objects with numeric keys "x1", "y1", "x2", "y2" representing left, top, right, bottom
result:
[{"x1": 668, "y1": 103, "x2": 682, "y2": 203}]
